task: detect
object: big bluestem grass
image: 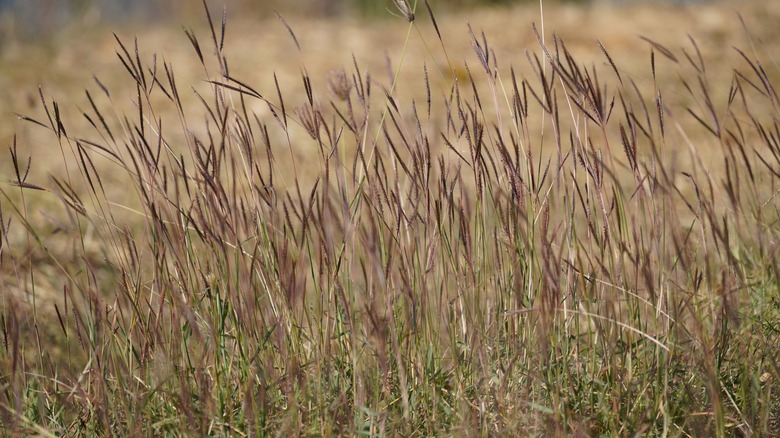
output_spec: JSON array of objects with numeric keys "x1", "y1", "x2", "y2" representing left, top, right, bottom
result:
[{"x1": 0, "y1": 0, "x2": 778, "y2": 435}]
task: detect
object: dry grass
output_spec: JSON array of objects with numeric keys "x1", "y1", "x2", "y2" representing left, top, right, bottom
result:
[{"x1": 0, "y1": 0, "x2": 779, "y2": 435}]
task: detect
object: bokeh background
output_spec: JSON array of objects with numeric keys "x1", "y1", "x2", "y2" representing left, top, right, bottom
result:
[{"x1": 0, "y1": 0, "x2": 716, "y2": 41}]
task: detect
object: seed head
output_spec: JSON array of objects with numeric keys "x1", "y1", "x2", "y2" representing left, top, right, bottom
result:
[
  {"x1": 295, "y1": 103, "x2": 321, "y2": 139},
  {"x1": 327, "y1": 69, "x2": 352, "y2": 101},
  {"x1": 393, "y1": 0, "x2": 415, "y2": 22}
]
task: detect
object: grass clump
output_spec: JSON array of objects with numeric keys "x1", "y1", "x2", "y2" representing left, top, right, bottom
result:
[{"x1": 0, "y1": 0, "x2": 779, "y2": 435}]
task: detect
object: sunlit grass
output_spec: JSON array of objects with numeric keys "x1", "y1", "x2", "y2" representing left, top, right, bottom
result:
[{"x1": 0, "y1": 0, "x2": 778, "y2": 435}]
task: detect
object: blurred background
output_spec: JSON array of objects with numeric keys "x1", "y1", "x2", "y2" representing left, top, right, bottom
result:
[{"x1": 0, "y1": 0, "x2": 715, "y2": 41}]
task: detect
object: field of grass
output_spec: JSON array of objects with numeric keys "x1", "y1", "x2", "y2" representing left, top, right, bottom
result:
[{"x1": 1, "y1": 0, "x2": 779, "y2": 435}]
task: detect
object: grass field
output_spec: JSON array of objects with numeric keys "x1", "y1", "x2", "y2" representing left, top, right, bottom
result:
[{"x1": 1, "y1": 0, "x2": 779, "y2": 435}]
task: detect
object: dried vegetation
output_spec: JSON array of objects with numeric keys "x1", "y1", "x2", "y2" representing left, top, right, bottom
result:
[{"x1": 0, "y1": 0, "x2": 778, "y2": 435}]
